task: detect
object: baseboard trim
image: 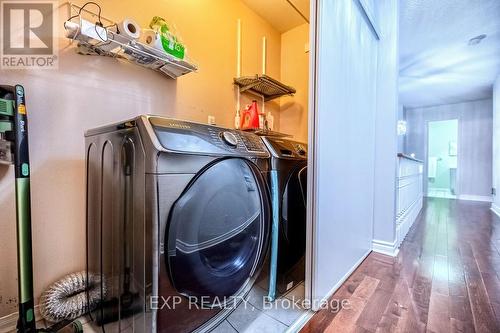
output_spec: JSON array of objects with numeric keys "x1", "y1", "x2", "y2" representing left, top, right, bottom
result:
[
  {"x1": 427, "y1": 187, "x2": 451, "y2": 191},
  {"x1": 372, "y1": 239, "x2": 399, "y2": 257},
  {"x1": 310, "y1": 249, "x2": 371, "y2": 311},
  {"x1": 0, "y1": 311, "x2": 18, "y2": 333},
  {"x1": 286, "y1": 310, "x2": 315, "y2": 333},
  {"x1": 492, "y1": 203, "x2": 500, "y2": 218},
  {"x1": 0, "y1": 306, "x2": 40, "y2": 333},
  {"x1": 458, "y1": 194, "x2": 493, "y2": 203}
]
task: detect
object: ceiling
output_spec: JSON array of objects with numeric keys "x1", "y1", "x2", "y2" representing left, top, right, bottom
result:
[
  {"x1": 241, "y1": 0, "x2": 309, "y2": 33},
  {"x1": 399, "y1": 0, "x2": 500, "y2": 108}
]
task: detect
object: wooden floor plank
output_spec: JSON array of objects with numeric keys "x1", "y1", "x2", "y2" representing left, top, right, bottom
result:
[
  {"x1": 355, "y1": 287, "x2": 395, "y2": 332},
  {"x1": 432, "y1": 254, "x2": 449, "y2": 296},
  {"x1": 375, "y1": 278, "x2": 425, "y2": 333},
  {"x1": 461, "y1": 243, "x2": 499, "y2": 332},
  {"x1": 427, "y1": 292, "x2": 450, "y2": 332},
  {"x1": 325, "y1": 276, "x2": 379, "y2": 333},
  {"x1": 449, "y1": 295, "x2": 476, "y2": 333},
  {"x1": 301, "y1": 199, "x2": 500, "y2": 333}
]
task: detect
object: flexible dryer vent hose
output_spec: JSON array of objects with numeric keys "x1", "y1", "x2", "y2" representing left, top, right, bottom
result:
[{"x1": 39, "y1": 271, "x2": 106, "y2": 323}]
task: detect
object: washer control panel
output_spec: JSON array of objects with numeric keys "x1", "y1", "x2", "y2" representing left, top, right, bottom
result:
[
  {"x1": 150, "y1": 117, "x2": 268, "y2": 157},
  {"x1": 240, "y1": 133, "x2": 266, "y2": 152},
  {"x1": 262, "y1": 137, "x2": 308, "y2": 159}
]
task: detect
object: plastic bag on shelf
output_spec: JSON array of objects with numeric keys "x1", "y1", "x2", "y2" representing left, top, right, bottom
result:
[{"x1": 148, "y1": 16, "x2": 186, "y2": 60}]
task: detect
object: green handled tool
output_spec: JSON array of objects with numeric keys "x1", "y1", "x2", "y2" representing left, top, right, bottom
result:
[
  {"x1": 0, "y1": 85, "x2": 82, "y2": 333},
  {"x1": 12, "y1": 85, "x2": 37, "y2": 333}
]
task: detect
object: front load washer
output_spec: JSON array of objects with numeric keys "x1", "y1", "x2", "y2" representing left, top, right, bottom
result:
[
  {"x1": 262, "y1": 137, "x2": 307, "y2": 297},
  {"x1": 85, "y1": 116, "x2": 271, "y2": 332}
]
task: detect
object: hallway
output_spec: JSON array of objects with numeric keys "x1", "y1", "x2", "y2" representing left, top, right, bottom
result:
[{"x1": 301, "y1": 199, "x2": 500, "y2": 332}]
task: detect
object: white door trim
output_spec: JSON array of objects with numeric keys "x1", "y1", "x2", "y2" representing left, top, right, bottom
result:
[{"x1": 305, "y1": 0, "x2": 319, "y2": 312}]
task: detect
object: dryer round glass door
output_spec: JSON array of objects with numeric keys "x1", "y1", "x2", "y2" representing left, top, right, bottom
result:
[
  {"x1": 166, "y1": 158, "x2": 269, "y2": 304},
  {"x1": 280, "y1": 165, "x2": 307, "y2": 272}
]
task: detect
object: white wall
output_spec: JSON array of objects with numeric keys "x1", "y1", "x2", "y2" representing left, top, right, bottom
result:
[
  {"x1": 280, "y1": 23, "x2": 309, "y2": 142},
  {"x1": 310, "y1": 0, "x2": 379, "y2": 308},
  {"x1": 493, "y1": 76, "x2": 500, "y2": 215},
  {"x1": 372, "y1": 0, "x2": 399, "y2": 255},
  {"x1": 405, "y1": 99, "x2": 493, "y2": 200}
]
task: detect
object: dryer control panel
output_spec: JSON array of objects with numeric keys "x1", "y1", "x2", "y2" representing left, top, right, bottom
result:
[
  {"x1": 149, "y1": 117, "x2": 269, "y2": 157},
  {"x1": 262, "y1": 137, "x2": 308, "y2": 160}
]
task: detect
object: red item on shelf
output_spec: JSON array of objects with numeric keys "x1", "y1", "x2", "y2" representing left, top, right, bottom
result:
[{"x1": 240, "y1": 100, "x2": 260, "y2": 130}]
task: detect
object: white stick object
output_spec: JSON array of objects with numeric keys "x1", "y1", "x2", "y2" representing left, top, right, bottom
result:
[
  {"x1": 235, "y1": 19, "x2": 242, "y2": 129},
  {"x1": 261, "y1": 36, "x2": 266, "y2": 129},
  {"x1": 262, "y1": 36, "x2": 267, "y2": 75},
  {"x1": 237, "y1": 19, "x2": 242, "y2": 77},
  {"x1": 261, "y1": 94, "x2": 265, "y2": 117}
]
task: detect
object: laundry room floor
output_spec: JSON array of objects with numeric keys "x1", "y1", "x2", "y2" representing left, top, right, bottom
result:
[
  {"x1": 72, "y1": 313, "x2": 141, "y2": 332},
  {"x1": 212, "y1": 276, "x2": 310, "y2": 333},
  {"x1": 69, "y1": 273, "x2": 310, "y2": 333}
]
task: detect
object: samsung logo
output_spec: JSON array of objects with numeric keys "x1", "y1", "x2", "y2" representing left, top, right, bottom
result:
[{"x1": 168, "y1": 123, "x2": 190, "y2": 129}]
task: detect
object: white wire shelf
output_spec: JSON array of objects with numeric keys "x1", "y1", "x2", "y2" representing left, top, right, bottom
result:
[
  {"x1": 64, "y1": 3, "x2": 197, "y2": 79},
  {"x1": 234, "y1": 75, "x2": 296, "y2": 102}
]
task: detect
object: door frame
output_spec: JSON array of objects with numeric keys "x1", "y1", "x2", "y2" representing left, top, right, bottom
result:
[
  {"x1": 305, "y1": 0, "x2": 319, "y2": 311},
  {"x1": 425, "y1": 118, "x2": 460, "y2": 198}
]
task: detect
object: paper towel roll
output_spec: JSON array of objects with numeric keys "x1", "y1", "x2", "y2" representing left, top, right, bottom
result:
[
  {"x1": 140, "y1": 29, "x2": 163, "y2": 50},
  {"x1": 118, "y1": 18, "x2": 141, "y2": 39},
  {"x1": 99, "y1": 17, "x2": 141, "y2": 52},
  {"x1": 139, "y1": 28, "x2": 171, "y2": 59}
]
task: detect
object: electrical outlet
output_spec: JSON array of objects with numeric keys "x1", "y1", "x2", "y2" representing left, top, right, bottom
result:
[
  {"x1": 493, "y1": 187, "x2": 497, "y2": 196},
  {"x1": 208, "y1": 115, "x2": 216, "y2": 125}
]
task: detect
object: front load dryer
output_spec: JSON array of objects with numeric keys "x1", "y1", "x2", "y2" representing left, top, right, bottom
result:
[
  {"x1": 262, "y1": 137, "x2": 307, "y2": 297},
  {"x1": 85, "y1": 116, "x2": 271, "y2": 332}
]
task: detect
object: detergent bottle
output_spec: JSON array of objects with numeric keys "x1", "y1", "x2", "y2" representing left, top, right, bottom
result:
[{"x1": 240, "y1": 100, "x2": 260, "y2": 130}]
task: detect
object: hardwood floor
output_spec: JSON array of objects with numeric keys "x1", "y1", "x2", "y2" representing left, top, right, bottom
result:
[{"x1": 301, "y1": 198, "x2": 500, "y2": 333}]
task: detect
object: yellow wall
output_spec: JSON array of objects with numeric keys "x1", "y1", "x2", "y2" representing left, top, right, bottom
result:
[
  {"x1": 0, "y1": 0, "x2": 283, "y2": 317},
  {"x1": 279, "y1": 23, "x2": 309, "y2": 143}
]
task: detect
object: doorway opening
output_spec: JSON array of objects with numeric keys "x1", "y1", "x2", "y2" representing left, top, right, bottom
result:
[{"x1": 427, "y1": 119, "x2": 458, "y2": 198}]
